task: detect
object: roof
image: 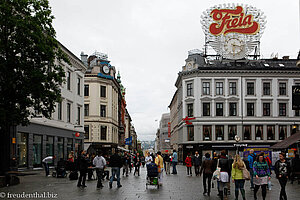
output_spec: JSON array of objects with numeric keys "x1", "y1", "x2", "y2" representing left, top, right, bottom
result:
[{"x1": 270, "y1": 132, "x2": 300, "y2": 149}]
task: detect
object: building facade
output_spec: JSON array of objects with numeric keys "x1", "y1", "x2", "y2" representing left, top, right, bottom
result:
[
  {"x1": 158, "y1": 113, "x2": 172, "y2": 154},
  {"x1": 171, "y1": 52, "x2": 300, "y2": 161},
  {"x1": 16, "y1": 43, "x2": 87, "y2": 168}
]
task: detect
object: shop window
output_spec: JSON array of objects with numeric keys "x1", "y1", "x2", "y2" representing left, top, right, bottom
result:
[
  {"x1": 57, "y1": 137, "x2": 64, "y2": 160},
  {"x1": 279, "y1": 125, "x2": 287, "y2": 140},
  {"x1": 243, "y1": 125, "x2": 251, "y2": 140},
  {"x1": 187, "y1": 125, "x2": 194, "y2": 141},
  {"x1": 17, "y1": 132, "x2": 28, "y2": 167},
  {"x1": 33, "y1": 135, "x2": 42, "y2": 167},
  {"x1": 203, "y1": 125, "x2": 212, "y2": 141},
  {"x1": 67, "y1": 138, "x2": 73, "y2": 157},
  {"x1": 215, "y1": 125, "x2": 224, "y2": 141},
  {"x1": 255, "y1": 125, "x2": 263, "y2": 140},
  {"x1": 267, "y1": 125, "x2": 275, "y2": 140},
  {"x1": 228, "y1": 125, "x2": 236, "y2": 140},
  {"x1": 46, "y1": 136, "x2": 54, "y2": 157},
  {"x1": 291, "y1": 125, "x2": 298, "y2": 135}
]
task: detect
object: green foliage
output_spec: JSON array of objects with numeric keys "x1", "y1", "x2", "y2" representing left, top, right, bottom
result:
[{"x1": 0, "y1": 0, "x2": 67, "y2": 128}]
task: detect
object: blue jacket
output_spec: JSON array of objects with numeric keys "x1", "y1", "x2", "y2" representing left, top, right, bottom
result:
[
  {"x1": 172, "y1": 152, "x2": 178, "y2": 162},
  {"x1": 248, "y1": 153, "x2": 256, "y2": 169}
]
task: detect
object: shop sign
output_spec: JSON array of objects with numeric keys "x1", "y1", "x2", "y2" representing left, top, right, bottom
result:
[
  {"x1": 234, "y1": 143, "x2": 247, "y2": 147},
  {"x1": 183, "y1": 116, "x2": 195, "y2": 125},
  {"x1": 102, "y1": 145, "x2": 111, "y2": 147},
  {"x1": 201, "y1": 4, "x2": 266, "y2": 60},
  {"x1": 186, "y1": 145, "x2": 194, "y2": 149},
  {"x1": 292, "y1": 86, "x2": 300, "y2": 110},
  {"x1": 168, "y1": 122, "x2": 171, "y2": 137}
]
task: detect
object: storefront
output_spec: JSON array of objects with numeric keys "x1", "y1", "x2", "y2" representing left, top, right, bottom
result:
[
  {"x1": 33, "y1": 135, "x2": 42, "y2": 167},
  {"x1": 16, "y1": 132, "x2": 28, "y2": 168}
]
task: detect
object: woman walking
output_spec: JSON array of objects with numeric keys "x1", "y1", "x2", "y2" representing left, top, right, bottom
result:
[
  {"x1": 274, "y1": 152, "x2": 290, "y2": 200},
  {"x1": 253, "y1": 153, "x2": 271, "y2": 200},
  {"x1": 185, "y1": 153, "x2": 193, "y2": 176},
  {"x1": 231, "y1": 155, "x2": 246, "y2": 200},
  {"x1": 218, "y1": 150, "x2": 231, "y2": 200}
]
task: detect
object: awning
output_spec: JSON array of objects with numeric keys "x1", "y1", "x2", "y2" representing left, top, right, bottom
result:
[
  {"x1": 270, "y1": 132, "x2": 300, "y2": 149},
  {"x1": 117, "y1": 146, "x2": 129, "y2": 152},
  {"x1": 84, "y1": 143, "x2": 92, "y2": 151}
]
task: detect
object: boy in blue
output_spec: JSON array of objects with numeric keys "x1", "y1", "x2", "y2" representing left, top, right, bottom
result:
[{"x1": 248, "y1": 149, "x2": 256, "y2": 190}]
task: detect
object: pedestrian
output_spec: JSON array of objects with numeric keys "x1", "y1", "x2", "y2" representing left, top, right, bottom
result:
[
  {"x1": 93, "y1": 150, "x2": 106, "y2": 189},
  {"x1": 171, "y1": 150, "x2": 178, "y2": 174},
  {"x1": 133, "y1": 152, "x2": 141, "y2": 176},
  {"x1": 231, "y1": 154, "x2": 246, "y2": 200},
  {"x1": 164, "y1": 153, "x2": 171, "y2": 175},
  {"x1": 109, "y1": 150, "x2": 122, "y2": 188},
  {"x1": 42, "y1": 155, "x2": 55, "y2": 177},
  {"x1": 145, "y1": 152, "x2": 153, "y2": 165},
  {"x1": 77, "y1": 150, "x2": 88, "y2": 188},
  {"x1": 247, "y1": 149, "x2": 256, "y2": 190},
  {"x1": 155, "y1": 151, "x2": 164, "y2": 185},
  {"x1": 193, "y1": 151, "x2": 202, "y2": 176},
  {"x1": 122, "y1": 152, "x2": 130, "y2": 176},
  {"x1": 218, "y1": 150, "x2": 231, "y2": 200},
  {"x1": 68, "y1": 151, "x2": 74, "y2": 162},
  {"x1": 87, "y1": 153, "x2": 95, "y2": 181},
  {"x1": 199, "y1": 153, "x2": 214, "y2": 196},
  {"x1": 274, "y1": 152, "x2": 291, "y2": 200},
  {"x1": 185, "y1": 153, "x2": 192, "y2": 176},
  {"x1": 291, "y1": 153, "x2": 300, "y2": 184},
  {"x1": 264, "y1": 153, "x2": 272, "y2": 190},
  {"x1": 253, "y1": 152, "x2": 271, "y2": 200}
]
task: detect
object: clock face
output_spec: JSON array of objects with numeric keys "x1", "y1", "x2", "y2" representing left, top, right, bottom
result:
[
  {"x1": 103, "y1": 65, "x2": 110, "y2": 74},
  {"x1": 223, "y1": 37, "x2": 245, "y2": 59}
]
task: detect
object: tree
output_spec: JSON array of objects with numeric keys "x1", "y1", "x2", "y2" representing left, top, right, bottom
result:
[{"x1": 0, "y1": 0, "x2": 67, "y2": 174}]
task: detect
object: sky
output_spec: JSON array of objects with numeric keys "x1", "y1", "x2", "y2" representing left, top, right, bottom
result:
[{"x1": 48, "y1": 0, "x2": 300, "y2": 141}]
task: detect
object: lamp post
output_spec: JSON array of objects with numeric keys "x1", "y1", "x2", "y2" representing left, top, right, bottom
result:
[{"x1": 235, "y1": 135, "x2": 241, "y2": 155}]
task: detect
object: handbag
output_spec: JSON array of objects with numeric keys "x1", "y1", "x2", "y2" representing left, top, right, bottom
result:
[
  {"x1": 213, "y1": 159, "x2": 221, "y2": 180},
  {"x1": 242, "y1": 162, "x2": 251, "y2": 180}
]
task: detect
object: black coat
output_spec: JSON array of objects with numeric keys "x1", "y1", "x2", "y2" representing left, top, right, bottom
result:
[
  {"x1": 274, "y1": 159, "x2": 291, "y2": 179},
  {"x1": 218, "y1": 157, "x2": 231, "y2": 174},
  {"x1": 192, "y1": 155, "x2": 202, "y2": 166},
  {"x1": 77, "y1": 155, "x2": 88, "y2": 172},
  {"x1": 109, "y1": 154, "x2": 123, "y2": 168}
]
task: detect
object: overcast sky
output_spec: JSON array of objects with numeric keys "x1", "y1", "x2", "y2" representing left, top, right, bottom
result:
[{"x1": 49, "y1": 0, "x2": 300, "y2": 141}]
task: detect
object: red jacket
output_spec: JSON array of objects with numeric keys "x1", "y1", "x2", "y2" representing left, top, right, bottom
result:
[{"x1": 185, "y1": 156, "x2": 192, "y2": 167}]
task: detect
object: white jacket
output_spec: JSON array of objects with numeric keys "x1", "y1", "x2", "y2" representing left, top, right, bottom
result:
[{"x1": 93, "y1": 156, "x2": 106, "y2": 169}]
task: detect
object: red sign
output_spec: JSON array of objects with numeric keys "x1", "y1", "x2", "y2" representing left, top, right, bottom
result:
[
  {"x1": 168, "y1": 122, "x2": 171, "y2": 138},
  {"x1": 75, "y1": 132, "x2": 80, "y2": 137},
  {"x1": 209, "y1": 6, "x2": 260, "y2": 36},
  {"x1": 183, "y1": 116, "x2": 195, "y2": 125}
]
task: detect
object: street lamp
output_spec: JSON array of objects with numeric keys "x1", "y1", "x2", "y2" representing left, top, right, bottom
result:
[{"x1": 235, "y1": 135, "x2": 241, "y2": 154}]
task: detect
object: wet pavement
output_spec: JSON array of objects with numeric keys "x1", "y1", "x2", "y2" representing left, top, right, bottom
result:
[{"x1": 1, "y1": 165, "x2": 300, "y2": 200}]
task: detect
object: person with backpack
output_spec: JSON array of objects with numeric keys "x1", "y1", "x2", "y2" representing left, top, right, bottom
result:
[
  {"x1": 93, "y1": 150, "x2": 106, "y2": 189},
  {"x1": 247, "y1": 149, "x2": 256, "y2": 190},
  {"x1": 274, "y1": 152, "x2": 291, "y2": 200},
  {"x1": 231, "y1": 154, "x2": 246, "y2": 200},
  {"x1": 185, "y1": 153, "x2": 193, "y2": 176},
  {"x1": 193, "y1": 151, "x2": 202, "y2": 176}
]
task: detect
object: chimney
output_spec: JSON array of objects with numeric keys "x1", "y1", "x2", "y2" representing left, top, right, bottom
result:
[
  {"x1": 282, "y1": 56, "x2": 289, "y2": 60},
  {"x1": 80, "y1": 52, "x2": 88, "y2": 66}
]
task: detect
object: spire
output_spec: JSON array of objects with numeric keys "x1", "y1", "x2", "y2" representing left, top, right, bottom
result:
[{"x1": 117, "y1": 71, "x2": 121, "y2": 83}]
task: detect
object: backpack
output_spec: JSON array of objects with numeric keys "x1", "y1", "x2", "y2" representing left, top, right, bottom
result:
[{"x1": 147, "y1": 163, "x2": 158, "y2": 177}]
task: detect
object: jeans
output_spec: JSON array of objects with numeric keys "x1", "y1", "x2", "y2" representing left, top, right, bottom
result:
[
  {"x1": 78, "y1": 170, "x2": 87, "y2": 186},
  {"x1": 278, "y1": 177, "x2": 288, "y2": 200},
  {"x1": 42, "y1": 162, "x2": 49, "y2": 176},
  {"x1": 250, "y1": 168, "x2": 254, "y2": 188},
  {"x1": 172, "y1": 161, "x2": 177, "y2": 174},
  {"x1": 254, "y1": 184, "x2": 267, "y2": 200},
  {"x1": 187, "y1": 167, "x2": 192, "y2": 175},
  {"x1": 96, "y1": 168, "x2": 104, "y2": 188},
  {"x1": 203, "y1": 173, "x2": 213, "y2": 194},
  {"x1": 123, "y1": 164, "x2": 128, "y2": 175},
  {"x1": 234, "y1": 179, "x2": 245, "y2": 199},
  {"x1": 110, "y1": 167, "x2": 121, "y2": 187}
]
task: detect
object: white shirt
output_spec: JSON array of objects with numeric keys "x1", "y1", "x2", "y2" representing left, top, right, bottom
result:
[
  {"x1": 145, "y1": 156, "x2": 153, "y2": 164},
  {"x1": 93, "y1": 156, "x2": 106, "y2": 169},
  {"x1": 42, "y1": 156, "x2": 53, "y2": 163}
]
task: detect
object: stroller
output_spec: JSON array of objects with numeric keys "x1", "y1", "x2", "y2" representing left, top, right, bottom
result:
[
  {"x1": 146, "y1": 163, "x2": 159, "y2": 189},
  {"x1": 52, "y1": 158, "x2": 67, "y2": 178}
]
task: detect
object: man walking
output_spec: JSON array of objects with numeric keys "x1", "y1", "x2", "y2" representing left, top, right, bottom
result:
[
  {"x1": 248, "y1": 149, "x2": 256, "y2": 190},
  {"x1": 109, "y1": 150, "x2": 122, "y2": 188},
  {"x1": 193, "y1": 151, "x2": 202, "y2": 176},
  {"x1": 93, "y1": 150, "x2": 106, "y2": 189},
  {"x1": 77, "y1": 150, "x2": 88, "y2": 188},
  {"x1": 200, "y1": 153, "x2": 214, "y2": 196},
  {"x1": 172, "y1": 150, "x2": 178, "y2": 174},
  {"x1": 42, "y1": 155, "x2": 55, "y2": 177},
  {"x1": 122, "y1": 152, "x2": 130, "y2": 177},
  {"x1": 274, "y1": 152, "x2": 290, "y2": 200}
]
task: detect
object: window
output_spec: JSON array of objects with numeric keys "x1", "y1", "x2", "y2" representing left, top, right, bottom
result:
[
  {"x1": 77, "y1": 106, "x2": 81, "y2": 125},
  {"x1": 57, "y1": 137, "x2": 64, "y2": 160},
  {"x1": 46, "y1": 136, "x2": 54, "y2": 158},
  {"x1": 279, "y1": 125, "x2": 287, "y2": 140},
  {"x1": 228, "y1": 125, "x2": 236, "y2": 140},
  {"x1": 67, "y1": 138, "x2": 73, "y2": 157},
  {"x1": 187, "y1": 125, "x2": 194, "y2": 141},
  {"x1": 17, "y1": 132, "x2": 28, "y2": 167},
  {"x1": 291, "y1": 125, "x2": 298, "y2": 135},
  {"x1": 247, "y1": 103, "x2": 254, "y2": 116},
  {"x1": 67, "y1": 103, "x2": 71, "y2": 123},
  {"x1": 203, "y1": 125, "x2": 211, "y2": 141},
  {"x1": 229, "y1": 103, "x2": 237, "y2": 116},
  {"x1": 58, "y1": 101, "x2": 62, "y2": 120},
  {"x1": 295, "y1": 110, "x2": 300, "y2": 117},
  {"x1": 243, "y1": 125, "x2": 251, "y2": 140},
  {"x1": 187, "y1": 104, "x2": 193, "y2": 117},
  {"x1": 263, "y1": 82, "x2": 270, "y2": 95},
  {"x1": 279, "y1": 83, "x2": 286, "y2": 95},
  {"x1": 84, "y1": 104, "x2": 89, "y2": 116},
  {"x1": 229, "y1": 82, "x2": 236, "y2": 95},
  {"x1": 263, "y1": 103, "x2": 270, "y2": 116},
  {"x1": 255, "y1": 125, "x2": 263, "y2": 140},
  {"x1": 187, "y1": 83, "x2": 193, "y2": 96},
  {"x1": 267, "y1": 125, "x2": 275, "y2": 140},
  {"x1": 100, "y1": 105, "x2": 106, "y2": 117},
  {"x1": 203, "y1": 82, "x2": 210, "y2": 95},
  {"x1": 216, "y1": 82, "x2": 223, "y2": 95},
  {"x1": 77, "y1": 78, "x2": 81, "y2": 95},
  {"x1": 100, "y1": 86, "x2": 106, "y2": 98},
  {"x1": 84, "y1": 84, "x2": 89, "y2": 96},
  {"x1": 215, "y1": 125, "x2": 224, "y2": 140},
  {"x1": 279, "y1": 103, "x2": 286, "y2": 116},
  {"x1": 67, "y1": 71, "x2": 71, "y2": 90},
  {"x1": 84, "y1": 125, "x2": 89, "y2": 139},
  {"x1": 216, "y1": 103, "x2": 223, "y2": 116},
  {"x1": 33, "y1": 135, "x2": 42, "y2": 167},
  {"x1": 101, "y1": 126, "x2": 107, "y2": 140},
  {"x1": 247, "y1": 82, "x2": 254, "y2": 95},
  {"x1": 203, "y1": 103, "x2": 210, "y2": 116}
]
